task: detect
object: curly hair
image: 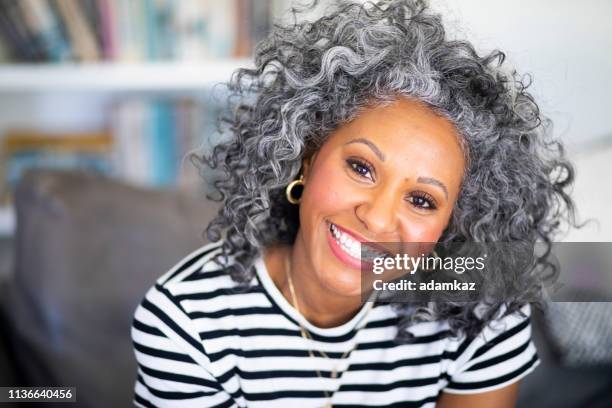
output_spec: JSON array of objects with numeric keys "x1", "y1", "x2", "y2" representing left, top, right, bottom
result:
[{"x1": 193, "y1": 0, "x2": 577, "y2": 342}]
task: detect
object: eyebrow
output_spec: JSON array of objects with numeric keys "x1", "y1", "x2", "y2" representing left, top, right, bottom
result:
[
  {"x1": 416, "y1": 176, "x2": 448, "y2": 200},
  {"x1": 345, "y1": 138, "x2": 386, "y2": 161},
  {"x1": 346, "y1": 137, "x2": 448, "y2": 200}
]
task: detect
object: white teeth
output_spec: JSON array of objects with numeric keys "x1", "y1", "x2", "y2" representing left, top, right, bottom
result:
[
  {"x1": 329, "y1": 222, "x2": 390, "y2": 261},
  {"x1": 329, "y1": 222, "x2": 361, "y2": 259}
]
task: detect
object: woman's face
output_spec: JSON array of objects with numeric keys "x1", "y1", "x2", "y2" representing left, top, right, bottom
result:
[{"x1": 298, "y1": 97, "x2": 466, "y2": 296}]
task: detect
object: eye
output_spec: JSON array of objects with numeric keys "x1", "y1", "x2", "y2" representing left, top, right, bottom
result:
[
  {"x1": 407, "y1": 191, "x2": 437, "y2": 210},
  {"x1": 346, "y1": 157, "x2": 375, "y2": 181}
]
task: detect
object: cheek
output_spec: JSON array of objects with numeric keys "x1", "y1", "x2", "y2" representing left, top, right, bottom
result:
[
  {"x1": 399, "y1": 216, "x2": 447, "y2": 243},
  {"x1": 301, "y1": 161, "x2": 353, "y2": 217}
]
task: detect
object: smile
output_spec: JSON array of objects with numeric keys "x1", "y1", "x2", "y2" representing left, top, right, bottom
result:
[
  {"x1": 327, "y1": 222, "x2": 390, "y2": 269},
  {"x1": 330, "y1": 222, "x2": 361, "y2": 258}
]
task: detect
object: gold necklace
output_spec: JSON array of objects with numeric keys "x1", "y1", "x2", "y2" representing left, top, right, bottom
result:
[{"x1": 284, "y1": 252, "x2": 374, "y2": 408}]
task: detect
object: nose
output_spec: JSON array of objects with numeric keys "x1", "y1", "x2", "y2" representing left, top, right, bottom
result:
[{"x1": 355, "y1": 188, "x2": 400, "y2": 238}]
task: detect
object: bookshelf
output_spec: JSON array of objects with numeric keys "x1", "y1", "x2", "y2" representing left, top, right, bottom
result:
[
  {"x1": 0, "y1": 59, "x2": 246, "y2": 237},
  {"x1": 0, "y1": 0, "x2": 312, "y2": 236},
  {"x1": 0, "y1": 0, "x2": 270, "y2": 237},
  {"x1": 0, "y1": 60, "x2": 253, "y2": 93}
]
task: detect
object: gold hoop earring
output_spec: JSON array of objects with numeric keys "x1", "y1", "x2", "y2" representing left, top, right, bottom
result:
[{"x1": 285, "y1": 174, "x2": 304, "y2": 205}]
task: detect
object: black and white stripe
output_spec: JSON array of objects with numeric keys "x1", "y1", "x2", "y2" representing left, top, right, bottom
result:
[{"x1": 132, "y1": 242, "x2": 539, "y2": 407}]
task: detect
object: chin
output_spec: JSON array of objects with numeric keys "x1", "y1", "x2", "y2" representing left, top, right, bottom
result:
[{"x1": 318, "y1": 271, "x2": 363, "y2": 297}]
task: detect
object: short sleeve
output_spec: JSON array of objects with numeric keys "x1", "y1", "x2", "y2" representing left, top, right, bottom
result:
[
  {"x1": 131, "y1": 282, "x2": 238, "y2": 408},
  {"x1": 444, "y1": 303, "x2": 540, "y2": 394}
]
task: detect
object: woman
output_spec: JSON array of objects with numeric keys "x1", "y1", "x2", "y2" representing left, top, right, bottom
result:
[{"x1": 132, "y1": 0, "x2": 576, "y2": 406}]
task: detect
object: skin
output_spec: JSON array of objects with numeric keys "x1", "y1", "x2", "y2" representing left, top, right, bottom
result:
[{"x1": 263, "y1": 96, "x2": 520, "y2": 406}]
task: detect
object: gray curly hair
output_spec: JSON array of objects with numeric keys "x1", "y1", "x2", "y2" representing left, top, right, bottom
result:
[{"x1": 194, "y1": 0, "x2": 577, "y2": 342}]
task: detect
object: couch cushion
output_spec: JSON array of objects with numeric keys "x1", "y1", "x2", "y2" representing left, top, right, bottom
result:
[{"x1": 5, "y1": 169, "x2": 220, "y2": 407}]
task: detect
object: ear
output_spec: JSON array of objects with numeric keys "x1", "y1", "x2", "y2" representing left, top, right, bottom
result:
[{"x1": 301, "y1": 150, "x2": 319, "y2": 182}]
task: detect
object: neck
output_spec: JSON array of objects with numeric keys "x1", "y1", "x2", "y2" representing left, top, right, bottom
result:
[{"x1": 265, "y1": 239, "x2": 365, "y2": 329}]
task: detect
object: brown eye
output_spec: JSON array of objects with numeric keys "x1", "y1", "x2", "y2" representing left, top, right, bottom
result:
[
  {"x1": 346, "y1": 158, "x2": 375, "y2": 181},
  {"x1": 407, "y1": 192, "x2": 437, "y2": 210}
]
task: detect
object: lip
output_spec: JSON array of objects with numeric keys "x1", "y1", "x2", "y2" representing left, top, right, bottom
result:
[
  {"x1": 327, "y1": 223, "x2": 366, "y2": 270},
  {"x1": 326, "y1": 221, "x2": 389, "y2": 271},
  {"x1": 328, "y1": 221, "x2": 394, "y2": 256}
]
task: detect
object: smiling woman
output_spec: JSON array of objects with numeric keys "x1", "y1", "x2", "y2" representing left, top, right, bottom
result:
[
  {"x1": 294, "y1": 97, "x2": 464, "y2": 302},
  {"x1": 131, "y1": 0, "x2": 576, "y2": 407}
]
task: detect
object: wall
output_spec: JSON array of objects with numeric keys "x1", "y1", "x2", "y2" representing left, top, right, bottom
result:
[
  {"x1": 429, "y1": 0, "x2": 612, "y2": 241},
  {"x1": 431, "y1": 0, "x2": 612, "y2": 149},
  {"x1": 1, "y1": 0, "x2": 610, "y2": 240}
]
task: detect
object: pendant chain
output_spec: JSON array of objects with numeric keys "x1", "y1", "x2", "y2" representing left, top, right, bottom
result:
[{"x1": 284, "y1": 252, "x2": 374, "y2": 408}]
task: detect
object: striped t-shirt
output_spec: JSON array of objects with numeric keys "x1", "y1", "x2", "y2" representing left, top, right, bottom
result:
[{"x1": 131, "y1": 241, "x2": 539, "y2": 407}]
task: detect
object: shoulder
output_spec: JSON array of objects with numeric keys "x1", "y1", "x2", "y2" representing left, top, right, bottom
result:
[
  {"x1": 130, "y1": 242, "x2": 228, "y2": 370},
  {"x1": 136, "y1": 240, "x2": 259, "y2": 320},
  {"x1": 132, "y1": 240, "x2": 238, "y2": 332},
  {"x1": 131, "y1": 240, "x2": 258, "y2": 359},
  {"x1": 443, "y1": 303, "x2": 539, "y2": 394},
  {"x1": 444, "y1": 304, "x2": 539, "y2": 394},
  {"x1": 133, "y1": 240, "x2": 263, "y2": 329},
  {"x1": 156, "y1": 240, "x2": 227, "y2": 287},
  {"x1": 130, "y1": 241, "x2": 244, "y2": 406}
]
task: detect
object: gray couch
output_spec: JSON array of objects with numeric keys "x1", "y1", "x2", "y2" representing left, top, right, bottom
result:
[
  {"x1": 0, "y1": 169, "x2": 220, "y2": 407},
  {"x1": 0, "y1": 169, "x2": 611, "y2": 407}
]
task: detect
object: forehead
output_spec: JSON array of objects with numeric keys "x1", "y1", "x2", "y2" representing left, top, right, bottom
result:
[
  {"x1": 325, "y1": 98, "x2": 465, "y2": 176},
  {"x1": 343, "y1": 98, "x2": 461, "y2": 147}
]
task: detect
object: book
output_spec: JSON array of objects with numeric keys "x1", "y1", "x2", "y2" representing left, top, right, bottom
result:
[
  {"x1": 233, "y1": 0, "x2": 252, "y2": 58},
  {"x1": 0, "y1": 0, "x2": 46, "y2": 61},
  {"x1": 142, "y1": 0, "x2": 159, "y2": 60},
  {"x1": 96, "y1": 0, "x2": 118, "y2": 59},
  {"x1": 109, "y1": 96, "x2": 227, "y2": 191},
  {"x1": 5, "y1": 151, "x2": 112, "y2": 187},
  {"x1": 0, "y1": 130, "x2": 114, "y2": 204},
  {"x1": 0, "y1": 0, "x2": 276, "y2": 62},
  {"x1": 53, "y1": 0, "x2": 100, "y2": 61},
  {"x1": 115, "y1": 0, "x2": 145, "y2": 61},
  {"x1": 207, "y1": 0, "x2": 237, "y2": 58},
  {"x1": 111, "y1": 99, "x2": 149, "y2": 185},
  {"x1": 19, "y1": 0, "x2": 71, "y2": 62},
  {"x1": 2, "y1": 130, "x2": 113, "y2": 153},
  {"x1": 175, "y1": 0, "x2": 209, "y2": 60},
  {"x1": 148, "y1": 100, "x2": 177, "y2": 186},
  {"x1": 81, "y1": 0, "x2": 104, "y2": 52}
]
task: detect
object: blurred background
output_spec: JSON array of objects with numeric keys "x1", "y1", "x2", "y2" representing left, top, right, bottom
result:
[{"x1": 0, "y1": 1, "x2": 609, "y2": 407}]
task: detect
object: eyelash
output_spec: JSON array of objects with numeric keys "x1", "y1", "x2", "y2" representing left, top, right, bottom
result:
[
  {"x1": 346, "y1": 157, "x2": 374, "y2": 180},
  {"x1": 409, "y1": 191, "x2": 438, "y2": 210},
  {"x1": 345, "y1": 157, "x2": 438, "y2": 211}
]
